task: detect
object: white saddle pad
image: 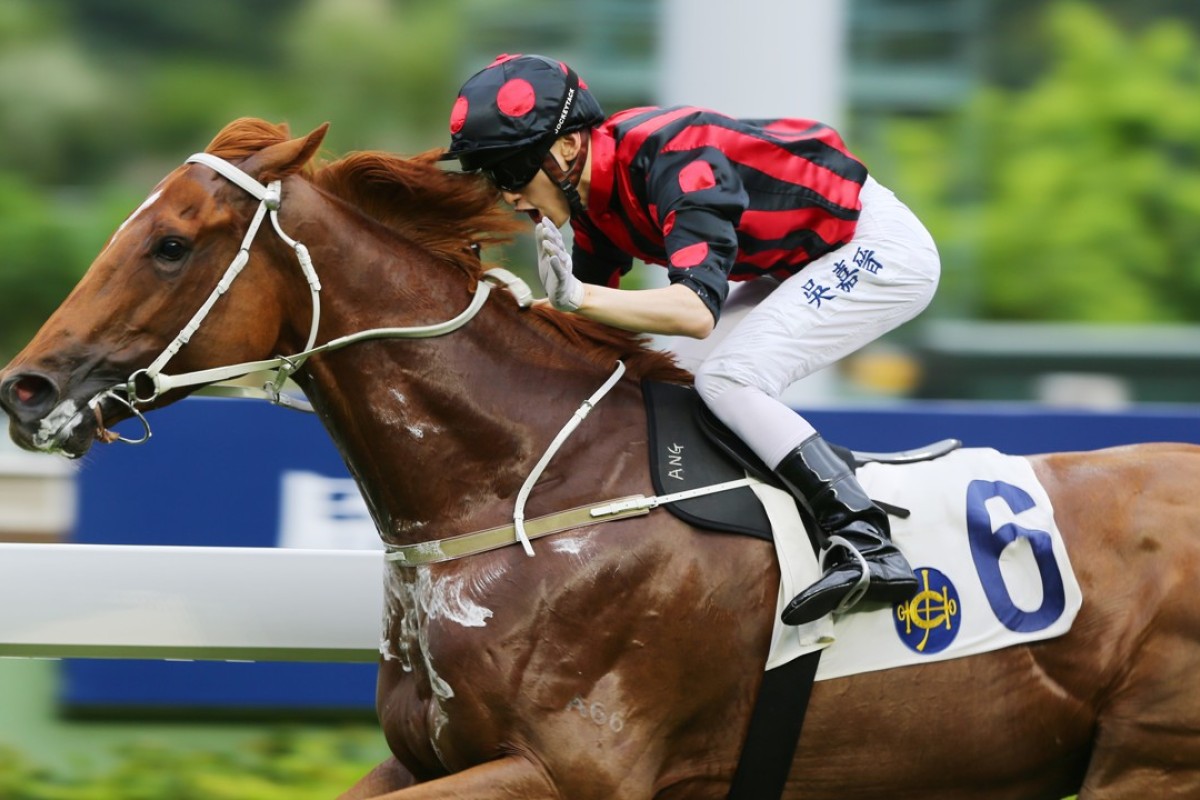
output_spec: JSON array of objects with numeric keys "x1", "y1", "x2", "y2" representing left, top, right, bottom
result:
[{"x1": 759, "y1": 447, "x2": 1083, "y2": 680}]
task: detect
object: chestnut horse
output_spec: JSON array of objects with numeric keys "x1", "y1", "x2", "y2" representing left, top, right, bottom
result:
[{"x1": 3, "y1": 119, "x2": 1199, "y2": 799}]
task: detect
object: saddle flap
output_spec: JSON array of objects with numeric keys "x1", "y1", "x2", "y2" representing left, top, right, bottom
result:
[{"x1": 642, "y1": 381, "x2": 774, "y2": 541}]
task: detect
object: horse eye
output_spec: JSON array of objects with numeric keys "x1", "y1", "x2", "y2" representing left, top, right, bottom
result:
[{"x1": 154, "y1": 237, "x2": 191, "y2": 263}]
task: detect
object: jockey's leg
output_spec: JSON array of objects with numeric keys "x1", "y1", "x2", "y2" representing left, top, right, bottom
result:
[
  {"x1": 698, "y1": 378, "x2": 918, "y2": 624},
  {"x1": 772, "y1": 431, "x2": 918, "y2": 623},
  {"x1": 694, "y1": 176, "x2": 940, "y2": 625}
]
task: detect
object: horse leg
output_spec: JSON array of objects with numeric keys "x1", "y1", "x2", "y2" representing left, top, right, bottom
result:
[
  {"x1": 1079, "y1": 718, "x2": 1200, "y2": 799},
  {"x1": 337, "y1": 757, "x2": 418, "y2": 799},
  {"x1": 352, "y1": 756, "x2": 559, "y2": 799},
  {"x1": 1078, "y1": 661, "x2": 1200, "y2": 799}
]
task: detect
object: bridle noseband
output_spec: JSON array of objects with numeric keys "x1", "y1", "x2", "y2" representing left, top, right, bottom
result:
[{"x1": 90, "y1": 152, "x2": 532, "y2": 444}]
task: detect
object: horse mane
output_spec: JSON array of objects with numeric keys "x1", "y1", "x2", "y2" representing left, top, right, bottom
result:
[{"x1": 205, "y1": 118, "x2": 691, "y2": 385}]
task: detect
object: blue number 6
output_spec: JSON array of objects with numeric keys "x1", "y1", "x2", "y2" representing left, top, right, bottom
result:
[{"x1": 965, "y1": 480, "x2": 1066, "y2": 633}]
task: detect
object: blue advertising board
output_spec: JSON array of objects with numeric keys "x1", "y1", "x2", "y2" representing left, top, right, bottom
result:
[
  {"x1": 808, "y1": 400, "x2": 1200, "y2": 455},
  {"x1": 63, "y1": 395, "x2": 1200, "y2": 717},
  {"x1": 64, "y1": 398, "x2": 380, "y2": 718}
]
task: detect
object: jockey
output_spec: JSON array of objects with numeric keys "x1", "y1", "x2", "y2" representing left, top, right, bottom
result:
[{"x1": 441, "y1": 53, "x2": 941, "y2": 625}]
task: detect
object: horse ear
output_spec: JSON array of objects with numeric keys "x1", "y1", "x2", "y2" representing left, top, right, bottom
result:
[{"x1": 243, "y1": 122, "x2": 330, "y2": 183}]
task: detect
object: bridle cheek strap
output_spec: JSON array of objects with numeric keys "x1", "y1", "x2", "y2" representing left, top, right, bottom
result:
[{"x1": 130, "y1": 153, "x2": 322, "y2": 406}]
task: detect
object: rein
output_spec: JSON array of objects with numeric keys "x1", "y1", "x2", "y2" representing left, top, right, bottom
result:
[{"x1": 89, "y1": 153, "x2": 533, "y2": 443}]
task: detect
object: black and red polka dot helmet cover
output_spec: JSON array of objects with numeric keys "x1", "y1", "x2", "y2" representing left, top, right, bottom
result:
[{"x1": 445, "y1": 53, "x2": 605, "y2": 170}]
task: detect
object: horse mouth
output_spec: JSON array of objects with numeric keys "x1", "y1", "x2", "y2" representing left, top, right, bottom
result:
[
  {"x1": 7, "y1": 394, "x2": 123, "y2": 460},
  {"x1": 6, "y1": 398, "x2": 91, "y2": 458}
]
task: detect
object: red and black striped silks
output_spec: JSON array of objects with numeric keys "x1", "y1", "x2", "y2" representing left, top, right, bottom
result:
[{"x1": 571, "y1": 106, "x2": 867, "y2": 321}]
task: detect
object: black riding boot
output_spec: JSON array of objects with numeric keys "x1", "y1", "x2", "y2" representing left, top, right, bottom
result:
[{"x1": 776, "y1": 434, "x2": 918, "y2": 625}]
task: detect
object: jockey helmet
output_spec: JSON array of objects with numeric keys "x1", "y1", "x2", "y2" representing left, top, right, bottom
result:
[{"x1": 441, "y1": 54, "x2": 605, "y2": 191}]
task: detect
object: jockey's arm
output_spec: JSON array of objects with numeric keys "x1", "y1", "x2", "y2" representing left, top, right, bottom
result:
[{"x1": 575, "y1": 281, "x2": 715, "y2": 339}]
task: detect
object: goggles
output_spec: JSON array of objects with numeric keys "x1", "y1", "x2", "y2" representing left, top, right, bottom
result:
[{"x1": 481, "y1": 147, "x2": 548, "y2": 192}]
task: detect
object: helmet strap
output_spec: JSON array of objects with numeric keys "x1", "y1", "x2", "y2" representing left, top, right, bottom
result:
[{"x1": 541, "y1": 133, "x2": 590, "y2": 219}]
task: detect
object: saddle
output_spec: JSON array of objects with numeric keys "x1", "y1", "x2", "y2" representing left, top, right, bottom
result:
[{"x1": 641, "y1": 381, "x2": 960, "y2": 541}]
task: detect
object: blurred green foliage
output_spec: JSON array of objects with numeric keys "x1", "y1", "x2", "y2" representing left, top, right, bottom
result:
[
  {"x1": 884, "y1": 1, "x2": 1200, "y2": 322},
  {"x1": 0, "y1": 729, "x2": 384, "y2": 799},
  {"x1": 0, "y1": 0, "x2": 469, "y2": 359}
]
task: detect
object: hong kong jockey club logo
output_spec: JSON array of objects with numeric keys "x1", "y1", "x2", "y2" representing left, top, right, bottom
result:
[{"x1": 893, "y1": 567, "x2": 960, "y2": 655}]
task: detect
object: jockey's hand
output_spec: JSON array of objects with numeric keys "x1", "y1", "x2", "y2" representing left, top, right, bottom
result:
[{"x1": 535, "y1": 218, "x2": 584, "y2": 312}]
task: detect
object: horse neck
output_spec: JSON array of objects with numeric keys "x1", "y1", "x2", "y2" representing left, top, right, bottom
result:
[{"x1": 281, "y1": 190, "x2": 644, "y2": 546}]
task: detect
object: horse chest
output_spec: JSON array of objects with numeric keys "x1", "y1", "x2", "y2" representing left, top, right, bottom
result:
[
  {"x1": 378, "y1": 562, "x2": 521, "y2": 765},
  {"x1": 381, "y1": 561, "x2": 513, "y2": 689}
]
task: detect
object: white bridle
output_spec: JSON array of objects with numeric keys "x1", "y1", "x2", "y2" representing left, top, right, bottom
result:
[{"x1": 88, "y1": 152, "x2": 533, "y2": 443}]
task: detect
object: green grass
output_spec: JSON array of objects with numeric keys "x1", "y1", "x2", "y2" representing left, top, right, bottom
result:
[{"x1": 0, "y1": 729, "x2": 384, "y2": 800}]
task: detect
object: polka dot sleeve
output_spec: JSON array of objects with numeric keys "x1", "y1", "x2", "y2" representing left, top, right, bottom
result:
[{"x1": 646, "y1": 148, "x2": 747, "y2": 320}]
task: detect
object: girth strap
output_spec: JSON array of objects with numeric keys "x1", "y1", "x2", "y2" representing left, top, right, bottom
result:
[
  {"x1": 727, "y1": 650, "x2": 822, "y2": 800},
  {"x1": 385, "y1": 496, "x2": 650, "y2": 566}
]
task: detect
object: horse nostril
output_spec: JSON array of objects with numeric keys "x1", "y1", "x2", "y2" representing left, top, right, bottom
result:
[{"x1": 0, "y1": 373, "x2": 60, "y2": 418}]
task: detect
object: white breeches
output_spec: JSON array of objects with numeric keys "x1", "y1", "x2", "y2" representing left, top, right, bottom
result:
[{"x1": 680, "y1": 177, "x2": 941, "y2": 469}]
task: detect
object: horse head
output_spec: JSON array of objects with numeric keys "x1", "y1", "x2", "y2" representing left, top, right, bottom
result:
[{"x1": 0, "y1": 120, "x2": 329, "y2": 458}]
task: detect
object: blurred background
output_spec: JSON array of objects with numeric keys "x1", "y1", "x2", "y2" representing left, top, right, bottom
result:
[
  {"x1": 4, "y1": 0, "x2": 1200, "y2": 403},
  {"x1": 2, "y1": 0, "x2": 1200, "y2": 795}
]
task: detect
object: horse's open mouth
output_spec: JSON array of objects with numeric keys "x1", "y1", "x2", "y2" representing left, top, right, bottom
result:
[
  {"x1": 9, "y1": 392, "x2": 126, "y2": 459},
  {"x1": 6, "y1": 399, "x2": 90, "y2": 458}
]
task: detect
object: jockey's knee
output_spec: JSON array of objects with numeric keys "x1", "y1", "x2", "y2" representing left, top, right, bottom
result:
[
  {"x1": 695, "y1": 360, "x2": 783, "y2": 406},
  {"x1": 695, "y1": 369, "x2": 778, "y2": 433},
  {"x1": 694, "y1": 367, "x2": 741, "y2": 410}
]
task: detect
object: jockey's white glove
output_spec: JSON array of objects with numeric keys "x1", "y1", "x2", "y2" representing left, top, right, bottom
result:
[{"x1": 535, "y1": 218, "x2": 585, "y2": 312}]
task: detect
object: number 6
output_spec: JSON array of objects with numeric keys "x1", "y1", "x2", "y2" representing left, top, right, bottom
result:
[{"x1": 965, "y1": 480, "x2": 1066, "y2": 633}]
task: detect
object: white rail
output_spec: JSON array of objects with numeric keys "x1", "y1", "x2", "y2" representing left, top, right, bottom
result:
[{"x1": 0, "y1": 543, "x2": 383, "y2": 662}]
